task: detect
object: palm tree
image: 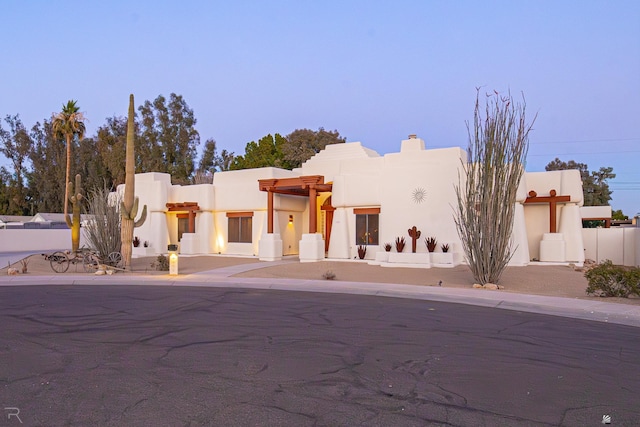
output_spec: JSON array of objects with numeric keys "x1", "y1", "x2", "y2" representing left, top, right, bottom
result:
[{"x1": 52, "y1": 100, "x2": 86, "y2": 222}]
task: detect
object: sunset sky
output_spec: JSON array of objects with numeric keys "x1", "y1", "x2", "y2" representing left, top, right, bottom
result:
[{"x1": 2, "y1": 0, "x2": 638, "y2": 214}]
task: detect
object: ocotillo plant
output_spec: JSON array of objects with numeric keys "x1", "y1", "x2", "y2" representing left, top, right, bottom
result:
[
  {"x1": 120, "y1": 94, "x2": 147, "y2": 268},
  {"x1": 454, "y1": 89, "x2": 534, "y2": 284},
  {"x1": 65, "y1": 174, "x2": 83, "y2": 252},
  {"x1": 408, "y1": 226, "x2": 421, "y2": 253}
]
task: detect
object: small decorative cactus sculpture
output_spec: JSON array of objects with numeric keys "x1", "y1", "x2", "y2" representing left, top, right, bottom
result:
[
  {"x1": 357, "y1": 244, "x2": 367, "y2": 259},
  {"x1": 408, "y1": 226, "x2": 421, "y2": 253}
]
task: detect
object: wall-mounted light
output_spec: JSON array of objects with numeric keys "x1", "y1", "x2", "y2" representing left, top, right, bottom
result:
[{"x1": 289, "y1": 215, "x2": 294, "y2": 224}]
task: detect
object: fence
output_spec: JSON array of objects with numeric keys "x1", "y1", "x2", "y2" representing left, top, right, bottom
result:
[{"x1": 582, "y1": 227, "x2": 639, "y2": 266}]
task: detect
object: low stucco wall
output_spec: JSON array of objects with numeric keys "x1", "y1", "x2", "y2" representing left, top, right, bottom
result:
[
  {"x1": 0, "y1": 229, "x2": 86, "y2": 253},
  {"x1": 582, "y1": 227, "x2": 639, "y2": 266}
]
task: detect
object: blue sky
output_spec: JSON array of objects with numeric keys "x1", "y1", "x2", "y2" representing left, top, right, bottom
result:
[{"x1": 2, "y1": 1, "x2": 639, "y2": 215}]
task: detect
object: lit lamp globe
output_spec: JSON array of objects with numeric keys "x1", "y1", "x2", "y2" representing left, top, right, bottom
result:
[{"x1": 168, "y1": 244, "x2": 178, "y2": 275}]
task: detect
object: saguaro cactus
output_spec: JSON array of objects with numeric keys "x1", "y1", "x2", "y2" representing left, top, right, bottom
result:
[
  {"x1": 120, "y1": 94, "x2": 147, "y2": 268},
  {"x1": 408, "y1": 226, "x2": 421, "y2": 253},
  {"x1": 65, "y1": 174, "x2": 83, "y2": 252}
]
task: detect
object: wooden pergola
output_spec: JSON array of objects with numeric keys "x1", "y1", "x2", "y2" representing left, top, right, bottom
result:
[
  {"x1": 166, "y1": 202, "x2": 200, "y2": 234},
  {"x1": 524, "y1": 189, "x2": 570, "y2": 233},
  {"x1": 258, "y1": 175, "x2": 332, "y2": 234}
]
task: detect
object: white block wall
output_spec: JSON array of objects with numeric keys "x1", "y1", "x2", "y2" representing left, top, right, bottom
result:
[{"x1": 582, "y1": 227, "x2": 639, "y2": 266}]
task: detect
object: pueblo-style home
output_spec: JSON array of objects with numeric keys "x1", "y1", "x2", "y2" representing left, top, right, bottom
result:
[{"x1": 124, "y1": 135, "x2": 586, "y2": 267}]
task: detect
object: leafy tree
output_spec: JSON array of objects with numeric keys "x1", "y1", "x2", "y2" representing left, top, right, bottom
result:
[
  {"x1": 0, "y1": 115, "x2": 32, "y2": 214},
  {"x1": 51, "y1": 100, "x2": 86, "y2": 224},
  {"x1": 545, "y1": 158, "x2": 615, "y2": 206},
  {"x1": 216, "y1": 149, "x2": 235, "y2": 171},
  {"x1": 231, "y1": 128, "x2": 345, "y2": 171},
  {"x1": 193, "y1": 138, "x2": 218, "y2": 184},
  {"x1": 137, "y1": 100, "x2": 164, "y2": 173},
  {"x1": 27, "y1": 120, "x2": 66, "y2": 213},
  {"x1": 0, "y1": 167, "x2": 13, "y2": 214},
  {"x1": 76, "y1": 136, "x2": 111, "y2": 196},
  {"x1": 196, "y1": 138, "x2": 236, "y2": 178},
  {"x1": 612, "y1": 209, "x2": 628, "y2": 220},
  {"x1": 231, "y1": 134, "x2": 289, "y2": 170},
  {"x1": 94, "y1": 116, "x2": 128, "y2": 188},
  {"x1": 455, "y1": 90, "x2": 535, "y2": 285},
  {"x1": 138, "y1": 94, "x2": 200, "y2": 184},
  {"x1": 283, "y1": 128, "x2": 346, "y2": 168},
  {"x1": 197, "y1": 138, "x2": 218, "y2": 174}
]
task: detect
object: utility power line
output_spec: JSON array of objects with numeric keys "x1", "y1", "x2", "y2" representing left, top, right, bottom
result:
[{"x1": 531, "y1": 137, "x2": 639, "y2": 145}]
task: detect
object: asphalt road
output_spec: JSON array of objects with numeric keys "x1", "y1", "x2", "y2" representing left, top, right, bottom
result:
[{"x1": 1, "y1": 285, "x2": 638, "y2": 426}]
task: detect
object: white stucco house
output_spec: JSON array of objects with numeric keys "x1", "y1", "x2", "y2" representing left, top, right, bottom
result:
[{"x1": 123, "y1": 135, "x2": 589, "y2": 268}]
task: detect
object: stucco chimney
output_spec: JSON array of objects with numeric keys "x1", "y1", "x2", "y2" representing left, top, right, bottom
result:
[{"x1": 401, "y1": 135, "x2": 425, "y2": 152}]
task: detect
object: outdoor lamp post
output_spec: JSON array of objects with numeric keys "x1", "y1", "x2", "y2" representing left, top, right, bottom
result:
[{"x1": 168, "y1": 244, "x2": 178, "y2": 275}]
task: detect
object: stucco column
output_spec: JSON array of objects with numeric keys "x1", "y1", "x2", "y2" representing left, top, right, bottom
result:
[
  {"x1": 327, "y1": 207, "x2": 350, "y2": 259},
  {"x1": 558, "y1": 203, "x2": 585, "y2": 263},
  {"x1": 309, "y1": 186, "x2": 317, "y2": 233}
]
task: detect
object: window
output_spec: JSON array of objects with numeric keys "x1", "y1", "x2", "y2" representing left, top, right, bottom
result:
[
  {"x1": 177, "y1": 216, "x2": 190, "y2": 242},
  {"x1": 176, "y1": 213, "x2": 196, "y2": 242},
  {"x1": 354, "y1": 208, "x2": 380, "y2": 245},
  {"x1": 227, "y1": 212, "x2": 253, "y2": 243}
]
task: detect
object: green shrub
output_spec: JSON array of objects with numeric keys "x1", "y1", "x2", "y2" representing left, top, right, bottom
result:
[
  {"x1": 151, "y1": 255, "x2": 170, "y2": 271},
  {"x1": 585, "y1": 260, "x2": 640, "y2": 298},
  {"x1": 322, "y1": 270, "x2": 336, "y2": 280}
]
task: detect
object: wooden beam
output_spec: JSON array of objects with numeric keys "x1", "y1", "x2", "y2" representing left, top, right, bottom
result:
[
  {"x1": 353, "y1": 207, "x2": 381, "y2": 215},
  {"x1": 267, "y1": 190, "x2": 274, "y2": 234},
  {"x1": 309, "y1": 187, "x2": 317, "y2": 233},
  {"x1": 226, "y1": 212, "x2": 254, "y2": 218}
]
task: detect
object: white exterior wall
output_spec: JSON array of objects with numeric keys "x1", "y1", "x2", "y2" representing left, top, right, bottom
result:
[
  {"x1": 327, "y1": 141, "x2": 467, "y2": 260},
  {"x1": 129, "y1": 173, "x2": 171, "y2": 254},
  {"x1": 377, "y1": 146, "x2": 466, "y2": 257},
  {"x1": 623, "y1": 227, "x2": 636, "y2": 267},
  {"x1": 596, "y1": 228, "x2": 624, "y2": 265},
  {"x1": 582, "y1": 229, "x2": 597, "y2": 261}
]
